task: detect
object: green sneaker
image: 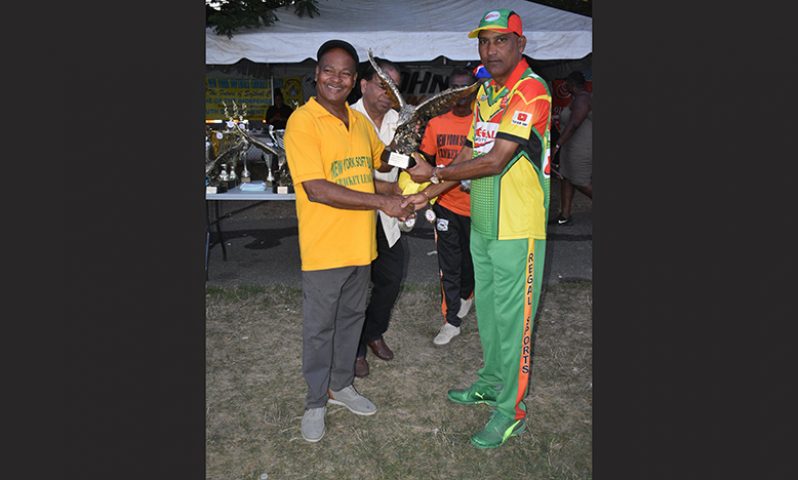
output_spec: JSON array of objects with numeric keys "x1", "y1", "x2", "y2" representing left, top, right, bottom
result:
[
  {"x1": 470, "y1": 411, "x2": 526, "y2": 449},
  {"x1": 447, "y1": 384, "x2": 498, "y2": 406}
]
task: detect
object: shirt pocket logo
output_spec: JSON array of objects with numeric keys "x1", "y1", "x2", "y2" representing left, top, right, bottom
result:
[{"x1": 511, "y1": 111, "x2": 531, "y2": 128}]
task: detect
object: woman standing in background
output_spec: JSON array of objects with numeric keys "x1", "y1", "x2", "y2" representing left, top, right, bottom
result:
[{"x1": 552, "y1": 71, "x2": 592, "y2": 225}]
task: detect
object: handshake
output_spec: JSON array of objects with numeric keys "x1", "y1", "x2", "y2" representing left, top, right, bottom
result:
[
  {"x1": 377, "y1": 152, "x2": 443, "y2": 226},
  {"x1": 373, "y1": 193, "x2": 422, "y2": 225}
]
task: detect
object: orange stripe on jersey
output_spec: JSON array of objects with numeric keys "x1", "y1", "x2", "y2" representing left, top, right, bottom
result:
[
  {"x1": 434, "y1": 228, "x2": 449, "y2": 320},
  {"x1": 514, "y1": 240, "x2": 536, "y2": 420},
  {"x1": 439, "y1": 277, "x2": 448, "y2": 319}
]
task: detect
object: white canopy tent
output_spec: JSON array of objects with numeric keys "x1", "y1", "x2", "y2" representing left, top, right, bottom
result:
[{"x1": 205, "y1": 0, "x2": 592, "y2": 65}]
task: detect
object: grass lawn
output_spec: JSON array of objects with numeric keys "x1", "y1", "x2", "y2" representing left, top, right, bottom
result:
[{"x1": 206, "y1": 280, "x2": 592, "y2": 480}]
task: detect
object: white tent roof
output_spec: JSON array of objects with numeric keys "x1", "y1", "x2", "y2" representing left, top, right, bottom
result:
[{"x1": 206, "y1": 0, "x2": 592, "y2": 64}]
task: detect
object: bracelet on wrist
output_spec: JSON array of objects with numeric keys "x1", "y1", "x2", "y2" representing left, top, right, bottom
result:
[{"x1": 429, "y1": 166, "x2": 442, "y2": 184}]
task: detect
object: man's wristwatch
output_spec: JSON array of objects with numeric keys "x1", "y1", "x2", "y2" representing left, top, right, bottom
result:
[{"x1": 430, "y1": 166, "x2": 443, "y2": 184}]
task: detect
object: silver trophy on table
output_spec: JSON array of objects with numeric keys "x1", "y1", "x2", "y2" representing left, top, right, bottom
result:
[
  {"x1": 267, "y1": 125, "x2": 293, "y2": 193},
  {"x1": 206, "y1": 101, "x2": 250, "y2": 185},
  {"x1": 205, "y1": 100, "x2": 287, "y2": 191}
]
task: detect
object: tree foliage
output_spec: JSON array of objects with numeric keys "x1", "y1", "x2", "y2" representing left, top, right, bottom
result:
[
  {"x1": 206, "y1": 0, "x2": 321, "y2": 38},
  {"x1": 206, "y1": 0, "x2": 590, "y2": 39},
  {"x1": 528, "y1": 0, "x2": 592, "y2": 17}
]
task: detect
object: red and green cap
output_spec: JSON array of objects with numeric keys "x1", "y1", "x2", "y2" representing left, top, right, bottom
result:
[{"x1": 468, "y1": 9, "x2": 523, "y2": 38}]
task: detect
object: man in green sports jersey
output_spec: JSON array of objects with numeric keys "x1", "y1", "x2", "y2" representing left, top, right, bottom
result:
[{"x1": 404, "y1": 8, "x2": 553, "y2": 449}]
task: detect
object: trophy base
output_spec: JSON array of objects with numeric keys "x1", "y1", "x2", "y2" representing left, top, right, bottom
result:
[{"x1": 387, "y1": 151, "x2": 417, "y2": 169}]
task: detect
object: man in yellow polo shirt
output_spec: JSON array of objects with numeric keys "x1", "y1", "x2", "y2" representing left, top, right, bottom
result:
[{"x1": 284, "y1": 39, "x2": 414, "y2": 443}]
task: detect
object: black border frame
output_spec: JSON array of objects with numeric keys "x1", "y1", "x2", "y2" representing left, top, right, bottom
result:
[
  {"x1": 60, "y1": 4, "x2": 207, "y2": 478},
  {"x1": 594, "y1": 2, "x2": 797, "y2": 479},
  {"x1": 48, "y1": 2, "x2": 798, "y2": 478}
]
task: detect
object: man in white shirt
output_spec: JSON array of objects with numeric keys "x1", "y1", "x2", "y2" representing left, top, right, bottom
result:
[{"x1": 349, "y1": 58, "x2": 405, "y2": 378}]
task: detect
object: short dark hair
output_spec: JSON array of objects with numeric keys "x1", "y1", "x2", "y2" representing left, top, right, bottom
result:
[
  {"x1": 565, "y1": 71, "x2": 586, "y2": 87},
  {"x1": 360, "y1": 58, "x2": 399, "y2": 82},
  {"x1": 316, "y1": 39, "x2": 359, "y2": 65},
  {"x1": 448, "y1": 67, "x2": 476, "y2": 87}
]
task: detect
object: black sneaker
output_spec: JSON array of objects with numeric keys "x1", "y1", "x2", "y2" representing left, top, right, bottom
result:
[{"x1": 549, "y1": 214, "x2": 571, "y2": 225}]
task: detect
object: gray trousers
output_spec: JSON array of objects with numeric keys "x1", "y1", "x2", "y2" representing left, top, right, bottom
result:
[{"x1": 301, "y1": 265, "x2": 370, "y2": 409}]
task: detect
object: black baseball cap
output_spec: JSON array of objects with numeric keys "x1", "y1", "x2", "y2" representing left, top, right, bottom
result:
[{"x1": 316, "y1": 39, "x2": 359, "y2": 64}]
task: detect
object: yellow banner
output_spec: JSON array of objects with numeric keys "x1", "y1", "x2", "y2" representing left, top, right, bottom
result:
[
  {"x1": 206, "y1": 77, "x2": 272, "y2": 121},
  {"x1": 280, "y1": 77, "x2": 305, "y2": 109}
]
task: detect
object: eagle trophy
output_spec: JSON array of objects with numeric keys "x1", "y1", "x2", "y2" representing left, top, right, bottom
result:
[{"x1": 367, "y1": 49, "x2": 480, "y2": 169}]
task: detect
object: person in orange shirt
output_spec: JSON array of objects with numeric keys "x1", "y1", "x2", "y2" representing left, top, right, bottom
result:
[{"x1": 418, "y1": 67, "x2": 478, "y2": 346}]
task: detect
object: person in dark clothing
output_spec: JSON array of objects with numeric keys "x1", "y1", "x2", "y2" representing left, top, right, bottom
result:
[
  {"x1": 349, "y1": 58, "x2": 405, "y2": 378},
  {"x1": 265, "y1": 88, "x2": 294, "y2": 130},
  {"x1": 551, "y1": 71, "x2": 592, "y2": 225}
]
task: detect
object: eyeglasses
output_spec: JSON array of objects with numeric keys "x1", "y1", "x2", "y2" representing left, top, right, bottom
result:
[{"x1": 368, "y1": 78, "x2": 390, "y2": 88}]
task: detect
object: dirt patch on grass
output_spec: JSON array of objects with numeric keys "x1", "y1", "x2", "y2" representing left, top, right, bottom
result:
[{"x1": 206, "y1": 281, "x2": 592, "y2": 479}]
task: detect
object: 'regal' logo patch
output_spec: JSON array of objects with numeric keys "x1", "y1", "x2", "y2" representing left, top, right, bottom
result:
[{"x1": 473, "y1": 121, "x2": 499, "y2": 154}]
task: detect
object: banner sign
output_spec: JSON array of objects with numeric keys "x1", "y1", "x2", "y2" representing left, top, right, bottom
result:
[
  {"x1": 205, "y1": 77, "x2": 273, "y2": 121},
  {"x1": 279, "y1": 77, "x2": 305, "y2": 109},
  {"x1": 397, "y1": 66, "x2": 469, "y2": 106}
]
